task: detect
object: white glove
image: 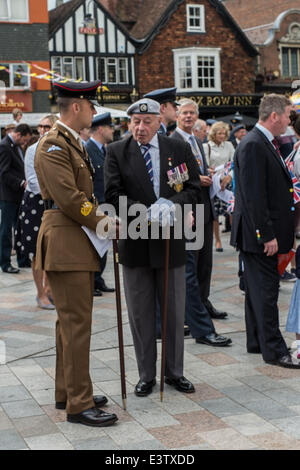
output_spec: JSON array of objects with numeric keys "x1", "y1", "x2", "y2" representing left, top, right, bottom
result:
[{"x1": 147, "y1": 197, "x2": 176, "y2": 227}]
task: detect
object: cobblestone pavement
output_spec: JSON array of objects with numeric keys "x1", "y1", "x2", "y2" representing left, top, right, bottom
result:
[{"x1": 1, "y1": 232, "x2": 300, "y2": 450}]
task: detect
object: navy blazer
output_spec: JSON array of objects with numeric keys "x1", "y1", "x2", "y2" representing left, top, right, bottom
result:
[
  {"x1": 85, "y1": 138, "x2": 105, "y2": 204},
  {"x1": 0, "y1": 135, "x2": 25, "y2": 203},
  {"x1": 104, "y1": 134, "x2": 202, "y2": 269},
  {"x1": 231, "y1": 127, "x2": 294, "y2": 254}
]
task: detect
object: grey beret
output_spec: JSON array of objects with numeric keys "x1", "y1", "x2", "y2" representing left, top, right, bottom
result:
[{"x1": 127, "y1": 98, "x2": 160, "y2": 116}]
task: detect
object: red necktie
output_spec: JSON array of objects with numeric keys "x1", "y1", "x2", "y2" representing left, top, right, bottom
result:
[{"x1": 272, "y1": 138, "x2": 281, "y2": 157}]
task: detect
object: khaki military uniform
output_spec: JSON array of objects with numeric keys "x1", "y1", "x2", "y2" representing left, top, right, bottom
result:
[{"x1": 35, "y1": 122, "x2": 112, "y2": 414}]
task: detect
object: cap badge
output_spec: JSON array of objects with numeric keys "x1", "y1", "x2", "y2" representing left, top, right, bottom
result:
[
  {"x1": 140, "y1": 103, "x2": 148, "y2": 112},
  {"x1": 81, "y1": 201, "x2": 93, "y2": 216}
]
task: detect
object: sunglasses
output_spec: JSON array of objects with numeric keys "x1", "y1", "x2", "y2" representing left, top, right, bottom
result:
[{"x1": 38, "y1": 125, "x2": 51, "y2": 130}]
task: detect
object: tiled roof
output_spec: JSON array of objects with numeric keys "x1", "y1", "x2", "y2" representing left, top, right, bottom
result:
[{"x1": 49, "y1": 0, "x2": 82, "y2": 36}]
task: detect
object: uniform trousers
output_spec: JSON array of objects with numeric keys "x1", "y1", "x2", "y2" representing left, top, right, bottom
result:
[
  {"x1": 123, "y1": 264, "x2": 185, "y2": 383},
  {"x1": 240, "y1": 250, "x2": 289, "y2": 362},
  {"x1": 46, "y1": 271, "x2": 95, "y2": 414}
]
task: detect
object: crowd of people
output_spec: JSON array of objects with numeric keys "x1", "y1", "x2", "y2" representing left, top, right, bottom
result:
[{"x1": 0, "y1": 82, "x2": 300, "y2": 429}]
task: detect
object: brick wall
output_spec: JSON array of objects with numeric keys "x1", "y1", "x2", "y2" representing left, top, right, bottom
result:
[
  {"x1": 137, "y1": 0, "x2": 256, "y2": 95},
  {"x1": 222, "y1": 0, "x2": 300, "y2": 29}
]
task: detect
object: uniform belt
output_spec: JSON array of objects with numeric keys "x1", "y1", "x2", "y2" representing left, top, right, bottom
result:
[{"x1": 43, "y1": 200, "x2": 59, "y2": 210}]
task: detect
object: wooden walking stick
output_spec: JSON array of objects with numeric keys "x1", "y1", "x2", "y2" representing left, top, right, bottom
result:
[
  {"x1": 112, "y1": 238, "x2": 127, "y2": 410},
  {"x1": 160, "y1": 226, "x2": 170, "y2": 402}
]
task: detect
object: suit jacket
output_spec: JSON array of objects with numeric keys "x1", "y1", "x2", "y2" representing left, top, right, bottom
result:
[
  {"x1": 230, "y1": 126, "x2": 294, "y2": 254},
  {"x1": 104, "y1": 134, "x2": 202, "y2": 269},
  {"x1": 171, "y1": 130, "x2": 215, "y2": 224},
  {"x1": 85, "y1": 138, "x2": 105, "y2": 204},
  {"x1": 0, "y1": 135, "x2": 25, "y2": 203},
  {"x1": 34, "y1": 122, "x2": 111, "y2": 271}
]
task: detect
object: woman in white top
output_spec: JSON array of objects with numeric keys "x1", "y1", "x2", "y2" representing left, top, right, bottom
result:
[
  {"x1": 203, "y1": 122, "x2": 235, "y2": 252},
  {"x1": 15, "y1": 114, "x2": 58, "y2": 309}
]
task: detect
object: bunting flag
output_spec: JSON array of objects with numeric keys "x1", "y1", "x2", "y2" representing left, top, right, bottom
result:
[
  {"x1": 0, "y1": 61, "x2": 109, "y2": 91},
  {"x1": 291, "y1": 91, "x2": 300, "y2": 114}
]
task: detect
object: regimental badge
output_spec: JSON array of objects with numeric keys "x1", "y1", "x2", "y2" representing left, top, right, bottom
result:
[
  {"x1": 81, "y1": 201, "x2": 93, "y2": 216},
  {"x1": 167, "y1": 163, "x2": 189, "y2": 192},
  {"x1": 47, "y1": 145, "x2": 62, "y2": 153},
  {"x1": 140, "y1": 103, "x2": 148, "y2": 113},
  {"x1": 256, "y1": 229, "x2": 261, "y2": 240}
]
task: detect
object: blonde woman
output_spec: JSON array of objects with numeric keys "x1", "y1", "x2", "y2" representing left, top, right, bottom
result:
[
  {"x1": 15, "y1": 114, "x2": 58, "y2": 309},
  {"x1": 203, "y1": 122, "x2": 235, "y2": 252}
]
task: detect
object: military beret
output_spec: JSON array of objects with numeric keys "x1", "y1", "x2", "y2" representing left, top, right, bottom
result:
[
  {"x1": 53, "y1": 80, "x2": 101, "y2": 105},
  {"x1": 127, "y1": 98, "x2": 160, "y2": 116},
  {"x1": 143, "y1": 87, "x2": 178, "y2": 105},
  {"x1": 91, "y1": 112, "x2": 112, "y2": 128}
]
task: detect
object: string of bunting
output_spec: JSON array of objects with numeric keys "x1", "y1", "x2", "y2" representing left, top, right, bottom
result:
[{"x1": 0, "y1": 61, "x2": 109, "y2": 91}]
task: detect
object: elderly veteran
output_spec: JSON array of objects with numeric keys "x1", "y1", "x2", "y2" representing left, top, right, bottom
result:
[
  {"x1": 34, "y1": 80, "x2": 118, "y2": 427},
  {"x1": 104, "y1": 98, "x2": 201, "y2": 397}
]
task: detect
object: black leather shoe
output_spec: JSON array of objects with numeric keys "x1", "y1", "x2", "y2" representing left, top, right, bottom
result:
[
  {"x1": 134, "y1": 379, "x2": 156, "y2": 396},
  {"x1": 93, "y1": 288, "x2": 103, "y2": 297},
  {"x1": 56, "y1": 395, "x2": 108, "y2": 410},
  {"x1": 2, "y1": 265, "x2": 20, "y2": 274},
  {"x1": 266, "y1": 354, "x2": 300, "y2": 369},
  {"x1": 184, "y1": 325, "x2": 190, "y2": 336},
  {"x1": 196, "y1": 333, "x2": 232, "y2": 347},
  {"x1": 67, "y1": 407, "x2": 118, "y2": 427},
  {"x1": 205, "y1": 302, "x2": 228, "y2": 319},
  {"x1": 165, "y1": 376, "x2": 195, "y2": 393},
  {"x1": 99, "y1": 283, "x2": 115, "y2": 293}
]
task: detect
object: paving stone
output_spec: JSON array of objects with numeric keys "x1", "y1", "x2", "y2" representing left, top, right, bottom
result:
[
  {"x1": 0, "y1": 429, "x2": 28, "y2": 450},
  {"x1": 13, "y1": 415, "x2": 59, "y2": 437},
  {"x1": 2, "y1": 399, "x2": 45, "y2": 419},
  {"x1": 249, "y1": 432, "x2": 300, "y2": 450},
  {"x1": 73, "y1": 437, "x2": 120, "y2": 450},
  {"x1": 25, "y1": 432, "x2": 73, "y2": 450},
  {"x1": 0, "y1": 385, "x2": 31, "y2": 403},
  {"x1": 198, "y1": 428, "x2": 257, "y2": 450},
  {"x1": 262, "y1": 388, "x2": 300, "y2": 407},
  {"x1": 270, "y1": 416, "x2": 300, "y2": 439},
  {"x1": 244, "y1": 398, "x2": 295, "y2": 420},
  {"x1": 222, "y1": 413, "x2": 278, "y2": 436},
  {"x1": 219, "y1": 385, "x2": 265, "y2": 404},
  {"x1": 239, "y1": 374, "x2": 287, "y2": 392},
  {"x1": 0, "y1": 410, "x2": 14, "y2": 430},
  {"x1": 200, "y1": 397, "x2": 248, "y2": 417},
  {"x1": 105, "y1": 421, "x2": 155, "y2": 446},
  {"x1": 149, "y1": 423, "x2": 205, "y2": 449}
]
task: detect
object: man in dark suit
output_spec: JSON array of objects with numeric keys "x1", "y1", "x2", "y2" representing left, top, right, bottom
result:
[
  {"x1": 231, "y1": 124, "x2": 247, "y2": 150},
  {"x1": 0, "y1": 123, "x2": 32, "y2": 273},
  {"x1": 171, "y1": 98, "x2": 231, "y2": 347},
  {"x1": 231, "y1": 93, "x2": 300, "y2": 368},
  {"x1": 86, "y1": 112, "x2": 115, "y2": 296},
  {"x1": 105, "y1": 98, "x2": 201, "y2": 397}
]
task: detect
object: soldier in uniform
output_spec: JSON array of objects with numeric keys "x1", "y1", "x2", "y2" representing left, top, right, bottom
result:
[
  {"x1": 34, "y1": 80, "x2": 118, "y2": 427},
  {"x1": 143, "y1": 87, "x2": 178, "y2": 135}
]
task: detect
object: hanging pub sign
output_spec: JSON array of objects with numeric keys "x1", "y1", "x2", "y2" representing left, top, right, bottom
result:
[{"x1": 79, "y1": 14, "x2": 104, "y2": 35}]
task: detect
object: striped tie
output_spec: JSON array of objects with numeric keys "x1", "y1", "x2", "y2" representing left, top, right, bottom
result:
[{"x1": 140, "y1": 143, "x2": 153, "y2": 184}]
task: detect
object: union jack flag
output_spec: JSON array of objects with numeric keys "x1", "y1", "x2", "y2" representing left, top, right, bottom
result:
[
  {"x1": 285, "y1": 151, "x2": 300, "y2": 205},
  {"x1": 226, "y1": 196, "x2": 235, "y2": 214}
]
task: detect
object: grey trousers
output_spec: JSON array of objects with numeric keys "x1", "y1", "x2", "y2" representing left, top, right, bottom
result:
[{"x1": 123, "y1": 264, "x2": 185, "y2": 382}]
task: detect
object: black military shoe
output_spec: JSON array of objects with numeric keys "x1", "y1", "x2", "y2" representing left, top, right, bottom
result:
[
  {"x1": 134, "y1": 379, "x2": 156, "y2": 397},
  {"x1": 93, "y1": 288, "x2": 103, "y2": 297},
  {"x1": 100, "y1": 283, "x2": 115, "y2": 293},
  {"x1": 266, "y1": 354, "x2": 300, "y2": 369},
  {"x1": 56, "y1": 395, "x2": 108, "y2": 410},
  {"x1": 165, "y1": 376, "x2": 195, "y2": 393},
  {"x1": 67, "y1": 407, "x2": 118, "y2": 427},
  {"x1": 196, "y1": 333, "x2": 232, "y2": 347}
]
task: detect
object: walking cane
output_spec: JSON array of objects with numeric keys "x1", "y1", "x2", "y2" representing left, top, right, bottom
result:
[
  {"x1": 112, "y1": 238, "x2": 127, "y2": 410},
  {"x1": 160, "y1": 226, "x2": 170, "y2": 402}
]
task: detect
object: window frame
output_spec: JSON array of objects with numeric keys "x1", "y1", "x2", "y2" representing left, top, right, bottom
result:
[
  {"x1": 0, "y1": 0, "x2": 29, "y2": 23},
  {"x1": 186, "y1": 4, "x2": 205, "y2": 33},
  {"x1": 97, "y1": 57, "x2": 129, "y2": 85},
  {"x1": 0, "y1": 62, "x2": 30, "y2": 89},
  {"x1": 173, "y1": 47, "x2": 221, "y2": 92},
  {"x1": 51, "y1": 56, "x2": 86, "y2": 81},
  {"x1": 281, "y1": 46, "x2": 300, "y2": 78}
]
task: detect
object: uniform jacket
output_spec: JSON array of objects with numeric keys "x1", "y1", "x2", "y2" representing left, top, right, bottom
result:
[
  {"x1": 171, "y1": 130, "x2": 215, "y2": 224},
  {"x1": 34, "y1": 122, "x2": 111, "y2": 271},
  {"x1": 104, "y1": 133, "x2": 202, "y2": 269},
  {"x1": 85, "y1": 138, "x2": 105, "y2": 204},
  {"x1": 0, "y1": 135, "x2": 25, "y2": 203},
  {"x1": 230, "y1": 126, "x2": 294, "y2": 254}
]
